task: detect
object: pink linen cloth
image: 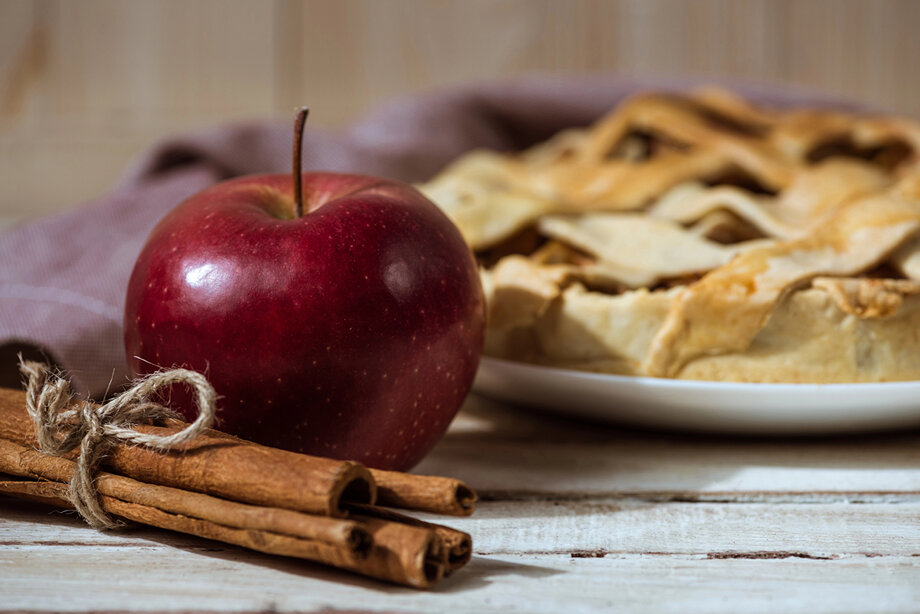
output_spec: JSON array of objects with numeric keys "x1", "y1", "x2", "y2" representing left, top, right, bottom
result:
[{"x1": 0, "y1": 77, "x2": 859, "y2": 397}]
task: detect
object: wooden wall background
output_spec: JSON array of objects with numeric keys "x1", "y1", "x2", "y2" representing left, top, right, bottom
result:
[{"x1": 1, "y1": 0, "x2": 919, "y2": 222}]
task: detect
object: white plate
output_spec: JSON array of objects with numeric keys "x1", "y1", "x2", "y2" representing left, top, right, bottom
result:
[{"x1": 473, "y1": 357, "x2": 920, "y2": 434}]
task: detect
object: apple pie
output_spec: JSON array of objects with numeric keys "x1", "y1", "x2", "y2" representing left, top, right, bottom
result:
[{"x1": 417, "y1": 89, "x2": 920, "y2": 383}]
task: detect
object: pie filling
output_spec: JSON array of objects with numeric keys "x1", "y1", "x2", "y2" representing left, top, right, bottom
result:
[{"x1": 417, "y1": 89, "x2": 920, "y2": 383}]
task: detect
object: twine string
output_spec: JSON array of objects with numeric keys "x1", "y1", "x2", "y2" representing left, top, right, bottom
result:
[{"x1": 18, "y1": 359, "x2": 217, "y2": 529}]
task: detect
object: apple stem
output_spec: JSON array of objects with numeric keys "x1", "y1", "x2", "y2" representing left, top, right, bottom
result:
[{"x1": 292, "y1": 107, "x2": 309, "y2": 218}]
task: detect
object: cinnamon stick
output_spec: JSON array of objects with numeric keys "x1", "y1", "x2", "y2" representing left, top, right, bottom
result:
[
  {"x1": 0, "y1": 387, "x2": 375, "y2": 516},
  {"x1": 371, "y1": 468, "x2": 477, "y2": 516},
  {"x1": 350, "y1": 503, "x2": 472, "y2": 573},
  {"x1": 180, "y1": 425, "x2": 478, "y2": 516},
  {"x1": 0, "y1": 438, "x2": 368, "y2": 552},
  {"x1": 0, "y1": 479, "x2": 369, "y2": 570},
  {"x1": 349, "y1": 513, "x2": 447, "y2": 588},
  {"x1": 194, "y1": 426, "x2": 478, "y2": 516},
  {"x1": 0, "y1": 476, "x2": 453, "y2": 588},
  {"x1": 3, "y1": 372, "x2": 480, "y2": 580}
]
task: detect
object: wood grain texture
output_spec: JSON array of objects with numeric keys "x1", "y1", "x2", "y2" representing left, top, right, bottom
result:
[
  {"x1": 2, "y1": 499, "x2": 919, "y2": 613},
  {"x1": 1, "y1": 0, "x2": 919, "y2": 218}
]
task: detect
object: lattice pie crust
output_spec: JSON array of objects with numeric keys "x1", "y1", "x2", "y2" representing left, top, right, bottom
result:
[{"x1": 418, "y1": 89, "x2": 920, "y2": 382}]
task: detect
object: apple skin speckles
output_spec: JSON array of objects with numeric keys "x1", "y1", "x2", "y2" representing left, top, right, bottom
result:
[{"x1": 124, "y1": 171, "x2": 485, "y2": 470}]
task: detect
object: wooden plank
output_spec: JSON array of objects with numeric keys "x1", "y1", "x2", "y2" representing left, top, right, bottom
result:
[
  {"x1": 414, "y1": 395, "x2": 920, "y2": 498},
  {"x1": 441, "y1": 500, "x2": 920, "y2": 559},
  {"x1": 5, "y1": 496, "x2": 919, "y2": 559},
  {"x1": 0, "y1": 0, "x2": 39, "y2": 118},
  {"x1": 1, "y1": 508, "x2": 917, "y2": 613},
  {"x1": 4, "y1": 0, "x2": 920, "y2": 219},
  {"x1": 0, "y1": 0, "x2": 277, "y2": 219},
  {"x1": 4, "y1": 550, "x2": 915, "y2": 613}
]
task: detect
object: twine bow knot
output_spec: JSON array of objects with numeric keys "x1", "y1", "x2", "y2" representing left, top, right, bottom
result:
[{"x1": 19, "y1": 359, "x2": 217, "y2": 529}]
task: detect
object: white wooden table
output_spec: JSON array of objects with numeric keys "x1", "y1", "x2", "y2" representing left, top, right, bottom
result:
[{"x1": 3, "y1": 393, "x2": 919, "y2": 612}]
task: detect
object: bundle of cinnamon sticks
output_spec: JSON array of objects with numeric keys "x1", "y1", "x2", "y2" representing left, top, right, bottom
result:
[{"x1": 0, "y1": 387, "x2": 474, "y2": 588}]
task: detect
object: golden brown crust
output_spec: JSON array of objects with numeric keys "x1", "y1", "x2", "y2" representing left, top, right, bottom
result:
[{"x1": 419, "y1": 89, "x2": 920, "y2": 383}]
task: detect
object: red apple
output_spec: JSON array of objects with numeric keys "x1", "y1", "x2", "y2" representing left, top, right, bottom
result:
[{"x1": 124, "y1": 109, "x2": 485, "y2": 470}]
